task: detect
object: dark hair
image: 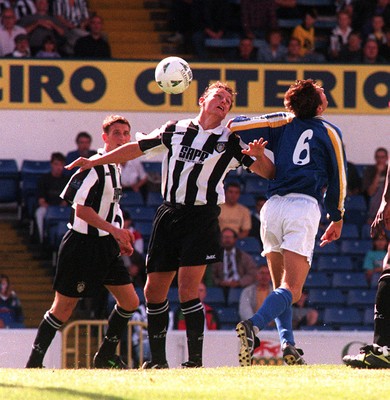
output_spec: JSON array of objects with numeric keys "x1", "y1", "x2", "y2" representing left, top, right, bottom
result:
[
  {"x1": 102, "y1": 115, "x2": 131, "y2": 133},
  {"x1": 76, "y1": 131, "x2": 92, "y2": 143},
  {"x1": 221, "y1": 227, "x2": 238, "y2": 238},
  {"x1": 50, "y1": 152, "x2": 66, "y2": 163},
  {"x1": 284, "y1": 79, "x2": 322, "y2": 119},
  {"x1": 225, "y1": 181, "x2": 241, "y2": 191}
]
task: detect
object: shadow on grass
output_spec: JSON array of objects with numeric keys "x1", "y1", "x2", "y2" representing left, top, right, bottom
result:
[{"x1": 0, "y1": 382, "x2": 129, "y2": 400}]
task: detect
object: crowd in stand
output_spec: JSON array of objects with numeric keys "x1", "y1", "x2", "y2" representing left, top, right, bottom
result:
[
  {"x1": 0, "y1": 0, "x2": 110, "y2": 59},
  {"x1": 166, "y1": 0, "x2": 390, "y2": 63}
]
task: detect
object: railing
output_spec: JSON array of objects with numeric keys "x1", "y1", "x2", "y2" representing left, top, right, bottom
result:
[{"x1": 61, "y1": 319, "x2": 147, "y2": 369}]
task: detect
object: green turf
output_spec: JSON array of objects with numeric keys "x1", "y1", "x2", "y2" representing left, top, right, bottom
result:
[{"x1": 1, "y1": 366, "x2": 390, "y2": 400}]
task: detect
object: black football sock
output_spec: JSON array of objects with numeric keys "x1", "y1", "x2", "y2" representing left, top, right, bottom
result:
[
  {"x1": 374, "y1": 268, "x2": 390, "y2": 347},
  {"x1": 146, "y1": 300, "x2": 169, "y2": 364},
  {"x1": 97, "y1": 304, "x2": 134, "y2": 358},
  {"x1": 181, "y1": 298, "x2": 204, "y2": 364},
  {"x1": 26, "y1": 311, "x2": 63, "y2": 368}
]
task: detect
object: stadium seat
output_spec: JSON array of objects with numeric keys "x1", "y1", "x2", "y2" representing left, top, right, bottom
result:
[
  {"x1": 347, "y1": 289, "x2": 376, "y2": 306},
  {"x1": 167, "y1": 287, "x2": 179, "y2": 305},
  {"x1": 238, "y1": 193, "x2": 256, "y2": 208},
  {"x1": 134, "y1": 221, "x2": 153, "y2": 239},
  {"x1": 123, "y1": 206, "x2": 155, "y2": 222},
  {"x1": 332, "y1": 272, "x2": 369, "y2": 289},
  {"x1": 227, "y1": 288, "x2": 243, "y2": 306},
  {"x1": 309, "y1": 288, "x2": 346, "y2": 307},
  {"x1": 361, "y1": 224, "x2": 371, "y2": 239},
  {"x1": 305, "y1": 271, "x2": 332, "y2": 289},
  {"x1": 146, "y1": 192, "x2": 163, "y2": 207},
  {"x1": 135, "y1": 287, "x2": 145, "y2": 303},
  {"x1": 344, "y1": 195, "x2": 367, "y2": 211},
  {"x1": 340, "y1": 223, "x2": 360, "y2": 239},
  {"x1": 323, "y1": 307, "x2": 362, "y2": 326},
  {"x1": 216, "y1": 306, "x2": 240, "y2": 330},
  {"x1": 340, "y1": 239, "x2": 372, "y2": 255},
  {"x1": 343, "y1": 210, "x2": 368, "y2": 227},
  {"x1": 120, "y1": 191, "x2": 144, "y2": 207},
  {"x1": 313, "y1": 240, "x2": 339, "y2": 255},
  {"x1": 44, "y1": 205, "x2": 71, "y2": 245},
  {"x1": 243, "y1": 175, "x2": 269, "y2": 195},
  {"x1": 252, "y1": 254, "x2": 267, "y2": 266},
  {"x1": 204, "y1": 287, "x2": 226, "y2": 306},
  {"x1": 236, "y1": 237, "x2": 261, "y2": 254},
  {"x1": 316, "y1": 255, "x2": 353, "y2": 271},
  {"x1": 142, "y1": 161, "x2": 162, "y2": 174},
  {"x1": 0, "y1": 159, "x2": 19, "y2": 204},
  {"x1": 363, "y1": 308, "x2": 374, "y2": 326}
]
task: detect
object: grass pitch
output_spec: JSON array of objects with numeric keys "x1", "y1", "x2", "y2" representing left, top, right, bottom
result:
[{"x1": 1, "y1": 366, "x2": 390, "y2": 400}]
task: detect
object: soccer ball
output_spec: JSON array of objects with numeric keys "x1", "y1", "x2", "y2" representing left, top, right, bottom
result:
[{"x1": 155, "y1": 56, "x2": 193, "y2": 94}]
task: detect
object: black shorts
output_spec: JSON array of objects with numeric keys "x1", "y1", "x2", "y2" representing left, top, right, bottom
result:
[
  {"x1": 53, "y1": 230, "x2": 132, "y2": 298},
  {"x1": 146, "y1": 202, "x2": 223, "y2": 273}
]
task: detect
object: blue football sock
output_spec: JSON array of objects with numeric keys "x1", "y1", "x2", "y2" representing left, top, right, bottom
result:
[
  {"x1": 250, "y1": 288, "x2": 293, "y2": 330},
  {"x1": 275, "y1": 305, "x2": 295, "y2": 347}
]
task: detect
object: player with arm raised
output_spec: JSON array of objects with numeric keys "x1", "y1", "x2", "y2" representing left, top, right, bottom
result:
[
  {"x1": 67, "y1": 81, "x2": 275, "y2": 369},
  {"x1": 343, "y1": 158, "x2": 390, "y2": 368},
  {"x1": 228, "y1": 79, "x2": 347, "y2": 366}
]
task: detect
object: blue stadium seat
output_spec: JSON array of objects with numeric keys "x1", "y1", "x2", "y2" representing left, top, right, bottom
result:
[
  {"x1": 204, "y1": 287, "x2": 225, "y2": 306},
  {"x1": 243, "y1": 175, "x2": 269, "y2": 195},
  {"x1": 344, "y1": 210, "x2": 368, "y2": 227},
  {"x1": 347, "y1": 289, "x2": 376, "y2": 306},
  {"x1": 323, "y1": 307, "x2": 362, "y2": 326},
  {"x1": 340, "y1": 223, "x2": 360, "y2": 239},
  {"x1": 44, "y1": 205, "x2": 71, "y2": 245},
  {"x1": 142, "y1": 161, "x2": 162, "y2": 174},
  {"x1": 305, "y1": 272, "x2": 332, "y2": 288},
  {"x1": 363, "y1": 308, "x2": 374, "y2": 326},
  {"x1": 340, "y1": 239, "x2": 372, "y2": 255},
  {"x1": 238, "y1": 193, "x2": 256, "y2": 208},
  {"x1": 120, "y1": 191, "x2": 144, "y2": 207},
  {"x1": 344, "y1": 195, "x2": 367, "y2": 211},
  {"x1": 252, "y1": 254, "x2": 267, "y2": 266},
  {"x1": 135, "y1": 287, "x2": 145, "y2": 303},
  {"x1": 146, "y1": 192, "x2": 163, "y2": 207},
  {"x1": 50, "y1": 220, "x2": 69, "y2": 249},
  {"x1": 134, "y1": 221, "x2": 153, "y2": 238},
  {"x1": 216, "y1": 306, "x2": 240, "y2": 330},
  {"x1": 316, "y1": 255, "x2": 353, "y2": 271},
  {"x1": 313, "y1": 240, "x2": 339, "y2": 255},
  {"x1": 361, "y1": 224, "x2": 372, "y2": 239},
  {"x1": 332, "y1": 272, "x2": 369, "y2": 289},
  {"x1": 227, "y1": 288, "x2": 243, "y2": 306},
  {"x1": 236, "y1": 237, "x2": 261, "y2": 254},
  {"x1": 309, "y1": 288, "x2": 346, "y2": 307},
  {"x1": 123, "y1": 206, "x2": 155, "y2": 222},
  {"x1": 0, "y1": 159, "x2": 19, "y2": 204},
  {"x1": 167, "y1": 287, "x2": 179, "y2": 305}
]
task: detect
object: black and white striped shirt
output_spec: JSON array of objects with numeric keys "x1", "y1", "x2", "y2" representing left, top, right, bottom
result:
[
  {"x1": 61, "y1": 148, "x2": 123, "y2": 236},
  {"x1": 12, "y1": 0, "x2": 36, "y2": 20},
  {"x1": 136, "y1": 117, "x2": 255, "y2": 206},
  {"x1": 52, "y1": 0, "x2": 89, "y2": 26}
]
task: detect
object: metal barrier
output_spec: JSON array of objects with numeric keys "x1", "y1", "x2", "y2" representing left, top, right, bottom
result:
[{"x1": 61, "y1": 319, "x2": 147, "y2": 369}]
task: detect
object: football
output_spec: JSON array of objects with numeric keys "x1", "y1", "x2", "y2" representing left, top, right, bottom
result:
[{"x1": 155, "y1": 56, "x2": 193, "y2": 94}]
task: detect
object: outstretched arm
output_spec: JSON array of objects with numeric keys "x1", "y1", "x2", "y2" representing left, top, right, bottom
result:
[
  {"x1": 66, "y1": 142, "x2": 143, "y2": 171},
  {"x1": 244, "y1": 139, "x2": 275, "y2": 179},
  {"x1": 371, "y1": 158, "x2": 390, "y2": 237}
]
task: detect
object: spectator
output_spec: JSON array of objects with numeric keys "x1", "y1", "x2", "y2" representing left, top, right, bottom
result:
[
  {"x1": 211, "y1": 227, "x2": 257, "y2": 297},
  {"x1": 363, "y1": 233, "x2": 388, "y2": 284},
  {"x1": 363, "y1": 147, "x2": 388, "y2": 224},
  {"x1": 249, "y1": 195, "x2": 267, "y2": 241},
  {"x1": 219, "y1": 181, "x2": 252, "y2": 238},
  {"x1": 191, "y1": 0, "x2": 230, "y2": 60},
  {"x1": 361, "y1": 37, "x2": 386, "y2": 63},
  {"x1": 256, "y1": 28, "x2": 287, "y2": 62},
  {"x1": 34, "y1": 33, "x2": 61, "y2": 57},
  {"x1": 283, "y1": 36, "x2": 304, "y2": 62},
  {"x1": 0, "y1": 273, "x2": 24, "y2": 328},
  {"x1": 165, "y1": 0, "x2": 193, "y2": 52},
  {"x1": 328, "y1": 10, "x2": 353, "y2": 61},
  {"x1": 240, "y1": 0, "x2": 278, "y2": 40},
  {"x1": 292, "y1": 289, "x2": 319, "y2": 329},
  {"x1": 174, "y1": 282, "x2": 220, "y2": 330},
  {"x1": 338, "y1": 30, "x2": 363, "y2": 63},
  {"x1": 122, "y1": 210, "x2": 144, "y2": 255},
  {"x1": 0, "y1": 7, "x2": 27, "y2": 56},
  {"x1": 19, "y1": 0, "x2": 66, "y2": 56},
  {"x1": 65, "y1": 131, "x2": 96, "y2": 166},
  {"x1": 230, "y1": 36, "x2": 257, "y2": 62},
  {"x1": 73, "y1": 14, "x2": 111, "y2": 59},
  {"x1": 120, "y1": 158, "x2": 149, "y2": 202},
  {"x1": 51, "y1": 0, "x2": 89, "y2": 56},
  {"x1": 366, "y1": 14, "x2": 387, "y2": 46},
  {"x1": 347, "y1": 160, "x2": 362, "y2": 196},
  {"x1": 238, "y1": 264, "x2": 272, "y2": 321},
  {"x1": 291, "y1": 8, "x2": 325, "y2": 62},
  {"x1": 4, "y1": 31, "x2": 30, "y2": 57},
  {"x1": 34, "y1": 152, "x2": 68, "y2": 244}
]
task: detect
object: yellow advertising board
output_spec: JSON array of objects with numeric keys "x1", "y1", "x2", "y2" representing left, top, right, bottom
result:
[{"x1": 0, "y1": 59, "x2": 388, "y2": 114}]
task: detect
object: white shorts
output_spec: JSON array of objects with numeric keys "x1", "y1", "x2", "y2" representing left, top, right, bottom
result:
[{"x1": 260, "y1": 194, "x2": 321, "y2": 264}]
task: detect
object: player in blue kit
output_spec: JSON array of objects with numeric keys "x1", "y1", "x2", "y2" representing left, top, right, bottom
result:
[{"x1": 229, "y1": 79, "x2": 347, "y2": 366}]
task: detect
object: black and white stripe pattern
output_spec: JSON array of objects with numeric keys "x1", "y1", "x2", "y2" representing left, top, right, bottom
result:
[
  {"x1": 181, "y1": 301, "x2": 204, "y2": 315},
  {"x1": 44, "y1": 311, "x2": 62, "y2": 330},
  {"x1": 13, "y1": 0, "x2": 36, "y2": 20},
  {"x1": 52, "y1": 0, "x2": 89, "y2": 26},
  {"x1": 61, "y1": 149, "x2": 123, "y2": 236},
  {"x1": 136, "y1": 118, "x2": 254, "y2": 206}
]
